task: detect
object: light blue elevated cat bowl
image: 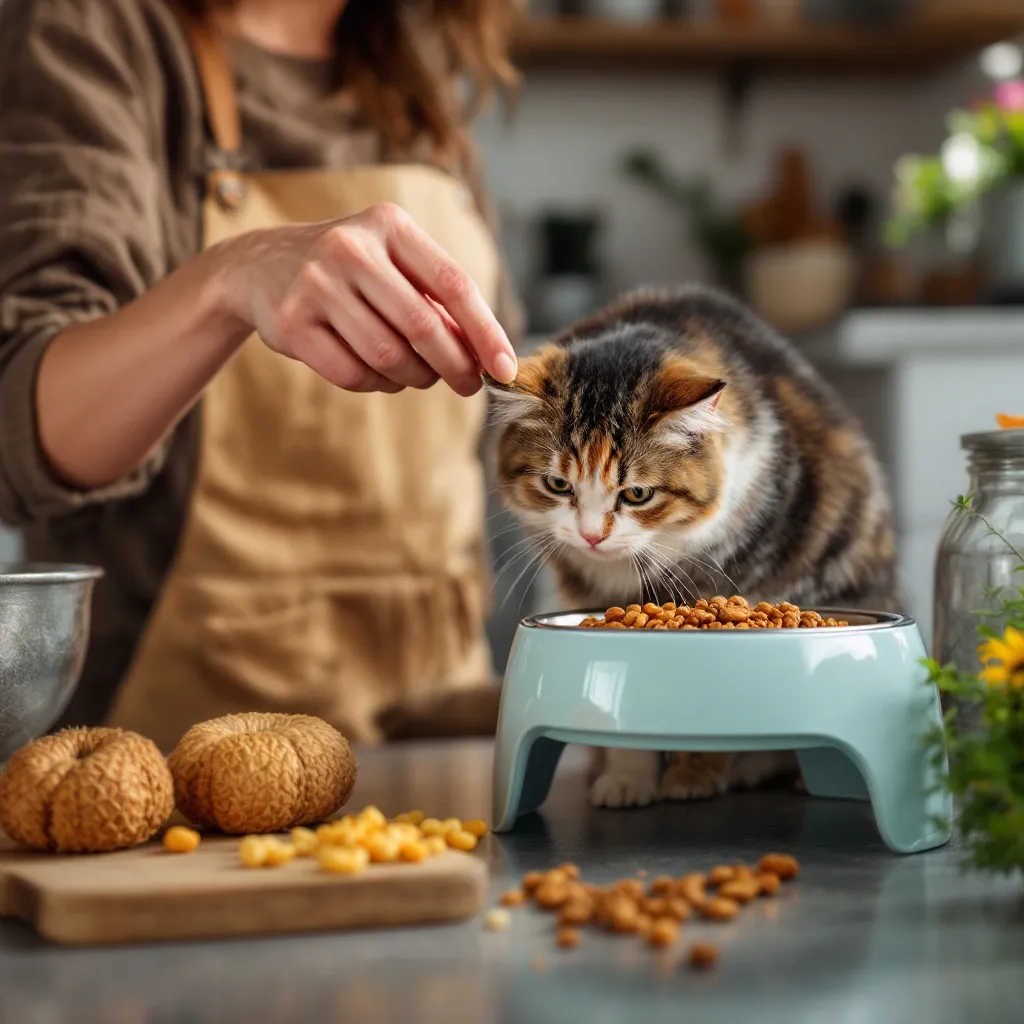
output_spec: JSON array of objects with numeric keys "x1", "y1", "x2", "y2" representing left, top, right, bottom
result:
[{"x1": 491, "y1": 609, "x2": 951, "y2": 854}]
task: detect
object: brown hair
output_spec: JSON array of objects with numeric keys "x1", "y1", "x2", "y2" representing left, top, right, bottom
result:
[{"x1": 170, "y1": 0, "x2": 519, "y2": 164}]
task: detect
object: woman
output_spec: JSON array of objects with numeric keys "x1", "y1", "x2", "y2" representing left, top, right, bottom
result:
[{"x1": 0, "y1": 0, "x2": 524, "y2": 750}]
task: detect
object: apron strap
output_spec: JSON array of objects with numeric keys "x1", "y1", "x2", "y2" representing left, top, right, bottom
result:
[{"x1": 175, "y1": 10, "x2": 247, "y2": 210}]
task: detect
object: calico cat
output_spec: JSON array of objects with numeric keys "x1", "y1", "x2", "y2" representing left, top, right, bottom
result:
[{"x1": 486, "y1": 285, "x2": 897, "y2": 809}]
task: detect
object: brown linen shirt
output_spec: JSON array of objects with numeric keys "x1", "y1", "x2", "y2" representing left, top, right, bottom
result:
[{"x1": 0, "y1": 0, "x2": 523, "y2": 730}]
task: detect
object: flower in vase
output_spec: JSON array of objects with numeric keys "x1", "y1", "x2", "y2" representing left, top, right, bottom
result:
[
  {"x1": 978, "y1": 625, "x2": 1024, "y2": 688},
  {"x1": 994, "y1": 78, "x2": 1024, "y2": 112}
]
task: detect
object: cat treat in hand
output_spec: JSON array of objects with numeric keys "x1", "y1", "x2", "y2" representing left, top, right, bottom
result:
[{"x1": 579, "y1": 596, "x2": 849, "y2": 631}]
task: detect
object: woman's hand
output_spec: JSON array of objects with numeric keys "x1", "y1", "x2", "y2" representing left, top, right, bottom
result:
[{"x1": 217, "y1": 202, "x2": 518, "y2": 397}]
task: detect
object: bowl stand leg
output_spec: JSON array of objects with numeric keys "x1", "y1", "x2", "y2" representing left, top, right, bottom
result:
[
  {"x1": 797, "y1": 747, "x2": 870, "y2": 801},
  {"x1": 800, "y1": 733, "x2": 951, "y2": 854},
  {"x1": 492, "y1": 727, "x2": 565, "y2": 834}
]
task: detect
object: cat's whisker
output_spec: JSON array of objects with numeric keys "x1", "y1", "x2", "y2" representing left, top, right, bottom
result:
[
  {"x1": 673, "y1": 548, "x2": 741, "y2": 597},
  {"x1": 484, "y1": 521, "x2": 531, "y2": 546},
  {"x1": 641, "y1": 546, "x2": 698, "y2": 604},
  {"x1": 635, "y1": 547, "x2": 668, "y2": 600},
  {"x1": 699, "y1": 552, "x2": 743, "y2": 595},
  {"x1": 488, "y1": 536, "x2": 551, "y2": 594},
  {"x1": 492, "y1": 533, "x2": 541, "y2": 566},
  {"x1": 626, "y1": 551, "x2": 646, "y2": 604},
  {"x1": 633, "y1": 549, "x2": 662, "y2": 605},
  {"x1": 676, "y1": 547, "x2": 735, "y2": 587},
  {"x1": 497, "y1": 538, "x2": 558, "y2": 617},
  {"x1": 645, "y1": 543, "x2": 706, "y2": 603},
  {"x1": 517, "y1": 541, "x2": 561, "y2": 618},
  {"x1": 481, "y1": 504, "x2": 517, "y2": 525}
]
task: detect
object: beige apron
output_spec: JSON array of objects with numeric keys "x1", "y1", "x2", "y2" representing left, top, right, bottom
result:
[{"x1": 107, "y1": 16, "x2": 498, "y2": 750}]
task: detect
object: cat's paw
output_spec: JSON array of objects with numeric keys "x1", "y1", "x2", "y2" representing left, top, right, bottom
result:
[
  {"x1": 589, "y1": 771, "x2": 658, "y2": 809},
  {"x1": 660, "y1": 759, "x2": 731, "y2": 801},
  {"x1": 730, "y1": 751, "x2": 801, "y2": 790}
]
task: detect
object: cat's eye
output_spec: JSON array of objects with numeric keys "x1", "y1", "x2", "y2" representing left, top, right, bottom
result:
[
  {"x1": 542, "y1": 475, "x2": 574, "y2": 495},
  {"x1": 621, "y1": 485, "x2": 654, "y2": 506}
]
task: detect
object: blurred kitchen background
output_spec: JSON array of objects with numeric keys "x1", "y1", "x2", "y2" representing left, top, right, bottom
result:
[{"x1": 4, "y1": 0, "x2": 1024, "y2": 672}]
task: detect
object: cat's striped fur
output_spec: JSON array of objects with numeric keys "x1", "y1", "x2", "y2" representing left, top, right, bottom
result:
[{"x1": 486, "y1": 285, "x2": 898, "y2": 807}]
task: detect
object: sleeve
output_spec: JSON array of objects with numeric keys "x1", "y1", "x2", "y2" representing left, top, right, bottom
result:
[{"x1": 0, "y1": 0, "x2": 173, "y2": 526}]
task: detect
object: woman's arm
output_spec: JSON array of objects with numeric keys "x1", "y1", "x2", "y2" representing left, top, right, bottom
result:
[
  {"x1": 37, "y1": 205, "x2": 519, "y2": 491},
  {"x1": 1, "y1": 0, "x2": 518, "y2": 515},
  {"x1": 35, "y1": 248, "x2": 246, "y2": 491}
]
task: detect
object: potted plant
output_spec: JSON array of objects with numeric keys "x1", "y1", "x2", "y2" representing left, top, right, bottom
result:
[
  {"x1": 887, "y1": 78, "x2": 1024, "y2": 303},
  {"x1": 621, "y1": 147, "x2": 857, "y2": 333},
  {"x1": 924, "y1": 492, "x2": 1024, "y2": 878},
  {"x1": 620, "y1": 149, "x2": 753, "y2": 293}
]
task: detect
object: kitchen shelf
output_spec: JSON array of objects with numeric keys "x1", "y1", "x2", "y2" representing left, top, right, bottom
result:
[{"x1": 510, "y1": 12, "x2": 1024, "y2": 73}]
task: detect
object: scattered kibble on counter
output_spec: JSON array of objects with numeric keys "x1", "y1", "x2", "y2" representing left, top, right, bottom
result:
[
  {"x1": 580, "y1": 597, "x2": 849, "y2": 631},
  {"x1": 484, "y1": 854, "x2": 799, "y2": 971}
]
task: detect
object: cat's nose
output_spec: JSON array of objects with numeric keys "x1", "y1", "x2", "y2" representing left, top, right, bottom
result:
[{"x1": 580, "y1": 531, "x2": 606, "y2": 548}]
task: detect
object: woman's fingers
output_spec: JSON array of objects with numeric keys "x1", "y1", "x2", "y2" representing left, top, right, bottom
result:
[
  {"x1": 293, "y1": 322, "x2": 404, "y2": 394},
  {"x1": 381, "y1": 207, "x2": 518, "y2": 384},
  {"x1": 352, "y1": 257, "x2": 483, "y2": 397},
  {"x1": 319, "y1": 283, "x2": 439, "y2": 390},
  {"x1": 271, "y1": 203, "x2": 518, "y2": 397}
]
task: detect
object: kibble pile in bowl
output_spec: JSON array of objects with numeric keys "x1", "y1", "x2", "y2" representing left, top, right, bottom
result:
[{"x1": 579, "y1": 596, "x2": 849, "y2": 631}]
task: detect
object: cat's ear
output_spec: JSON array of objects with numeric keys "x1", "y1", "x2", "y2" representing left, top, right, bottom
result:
[
  {"x1": 648, "y1": 362, "x2": 728, "y2": 440},
  {"x1": 482, "y1": 346, "x2": 564, "y2": 427}
]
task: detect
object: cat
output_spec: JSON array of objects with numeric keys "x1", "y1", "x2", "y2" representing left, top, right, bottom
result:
[{"x1": 485, "y1": 284, "x2": 898, "y2": 809}]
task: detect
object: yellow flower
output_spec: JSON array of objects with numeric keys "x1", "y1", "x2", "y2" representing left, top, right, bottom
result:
[{"x1": 978, "y1": 626, "x2": 1024, "y2": 688}]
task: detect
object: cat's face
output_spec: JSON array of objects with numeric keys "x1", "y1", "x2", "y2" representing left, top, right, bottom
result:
[{"x1": 487, "y1": 340, "x2": 730, "y2": 566}]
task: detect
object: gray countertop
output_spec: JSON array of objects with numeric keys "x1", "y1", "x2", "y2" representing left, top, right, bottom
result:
[{"x1": 1, "y1": 740, "x2": 1022, "y2": 1024}]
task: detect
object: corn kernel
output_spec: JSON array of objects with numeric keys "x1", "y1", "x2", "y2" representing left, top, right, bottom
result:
[
  {"x1": 239, "y1": 835, "x2": 268, "y2": 868},
  {"x1": 163, "y1": 826, "x2": 201, "y2": 854},
  {"x1": 462, "y1": 819, "x2": 488, "y2": 838},
  {"x1": 425, "y1": 835, "x2": 448, "y2": 856},
  {"x1": 263, "y1": 838, "x2": 296, "y2": 867},
  {"x1": 394, "y1": 810, "x2": 426, "y2": 826},
  {"x1": 358, "y1": 805, "x2": 387, "y2": 829},
  {"x1": 385, "y1": 822, "x2": 421, "y2": 843},
  {"x1": 438, "y1": 817, "x2": 462, "y2": 834},
  {"x1": 290, "y1": 827, "x2": 318, "y2": 856},
  {"x1": 446, "y1": 829, "x2": 478, "y2": 852},
  {"x1": 400, "y1": 840, "x2": 430, "y2": 863},
  {"x1": 318, "y1": 845, "x2": 370, "y2": 874},
  {"x1": 366, "y1": 833, "x2": 401, "y2": 863},
  {"x1": 420, "y1": 818, "x2": 445, "y2": 837}
]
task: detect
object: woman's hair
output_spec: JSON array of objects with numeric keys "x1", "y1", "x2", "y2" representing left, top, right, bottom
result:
[{"x1": 171, "y1": 0, "x2": 519, "y2": 163}]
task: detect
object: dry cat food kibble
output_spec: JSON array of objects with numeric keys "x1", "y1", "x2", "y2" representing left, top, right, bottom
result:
[
  {"x1": 688, "y1": 942, "x2": 719, "y2": 970},
  {"x1": 232, "y1": 806, "x2": 488, "y2": 875},
  {"x1": 579, "y1": 597, "x2": 849, "y2": 631},
  {"x1": 492, "y1": 854, "x2": 799, "y2": 969},
  {"x1": 757, "y1": 853, "x2": 800, "y2": 880}
]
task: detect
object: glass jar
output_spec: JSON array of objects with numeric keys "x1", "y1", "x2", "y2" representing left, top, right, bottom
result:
[{"x1": 933, "y1": 429, "x2": 1024, "y2": 676}]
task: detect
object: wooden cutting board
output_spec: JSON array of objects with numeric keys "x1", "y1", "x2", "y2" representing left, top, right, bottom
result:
[{"x1": 0, "y1": 830, "x2": 487, "y2": 945}]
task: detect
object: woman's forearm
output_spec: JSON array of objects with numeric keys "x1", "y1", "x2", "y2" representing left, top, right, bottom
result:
[
  {"x1": 36, "y1": 245, "x2": 249, "y2": 490},
  {"x1": 33, "y1": 203, "x2": 518, "y2": 493}
]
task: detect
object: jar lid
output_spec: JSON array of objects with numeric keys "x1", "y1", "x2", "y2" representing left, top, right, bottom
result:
[{"x1": 961, "y1": 428, "x2": 1024, "y2": 453}]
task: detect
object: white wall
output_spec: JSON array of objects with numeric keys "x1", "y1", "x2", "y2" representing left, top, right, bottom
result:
[{"x1": 475, "y1": 60, "x2": 986, "y2": 297}]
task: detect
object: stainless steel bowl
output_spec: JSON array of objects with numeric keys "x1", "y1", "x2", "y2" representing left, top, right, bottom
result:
[{"x1": 0, "y1": 563, "x2": 103, "y2": 760}]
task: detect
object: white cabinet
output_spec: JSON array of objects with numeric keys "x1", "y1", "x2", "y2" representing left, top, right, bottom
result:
[
  {"x1": 805, "y1": 309, "x2": 1024, "y2": 649},
  {"x1": 0, "y1": 527, "x2": 20, "y2": 563}
]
